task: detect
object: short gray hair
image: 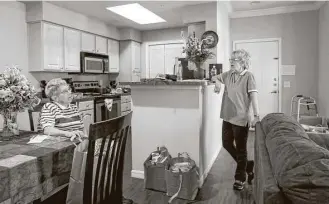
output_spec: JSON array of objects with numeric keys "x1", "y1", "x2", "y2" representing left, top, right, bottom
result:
[
  {"x1": 231, "y1": 49, "x2": 251, "y2": 70},
  {"x1": 45, "y1": 78, "x2": 67, "y2": 100}
]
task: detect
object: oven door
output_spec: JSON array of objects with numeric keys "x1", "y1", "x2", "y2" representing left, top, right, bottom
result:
[
  {"x1": 84, "y1": 57, "x2": 104, "y2": 73},
  {"x1": 95, "y1": 99, "x2": 121, "y2": 122}
]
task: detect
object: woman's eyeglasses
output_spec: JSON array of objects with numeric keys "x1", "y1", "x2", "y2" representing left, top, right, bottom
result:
[{"x1": 229, "y1": 58, "x2": 242, "y2": 63}]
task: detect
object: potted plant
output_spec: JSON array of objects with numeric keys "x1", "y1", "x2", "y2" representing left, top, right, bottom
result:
[
  {"x1": 0, "y1": 66, "x2": 40, "y2": 138},
  {"x1": 182, "y1": 32, "x2": 215, "y2": 79}
]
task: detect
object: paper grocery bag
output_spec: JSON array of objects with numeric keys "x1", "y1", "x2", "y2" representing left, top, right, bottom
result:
[{"x1": 66, "y1": 140, "x2": 89, "y2": 204}]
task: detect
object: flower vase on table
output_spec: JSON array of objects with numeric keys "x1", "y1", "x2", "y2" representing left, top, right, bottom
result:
[
  {"x1": 182, "y1": 31, "x2": 215, "y2": 80},
  {"x1": 1, "y1": 112, "x2": 19, "y2": 138},
  {"x1": 0, "y1": 66, "x2": 40, "y2": 139}
]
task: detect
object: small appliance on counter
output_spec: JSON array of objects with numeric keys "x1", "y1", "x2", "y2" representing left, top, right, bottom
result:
[{"x1": 80, "y1": 51, "x2": 109, "y2": 74}]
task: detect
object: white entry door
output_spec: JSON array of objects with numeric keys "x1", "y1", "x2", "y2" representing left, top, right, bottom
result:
[{"x1": 234, "y1": 40, "x2": 280, "y2": 119}]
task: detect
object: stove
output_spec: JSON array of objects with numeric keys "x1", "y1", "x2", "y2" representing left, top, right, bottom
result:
[{"x1": 72, "y1": 81, "x2": 121, "y2": 122}]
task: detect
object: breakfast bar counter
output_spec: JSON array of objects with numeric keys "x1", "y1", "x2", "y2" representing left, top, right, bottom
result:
[{"x1": 120, "y1": 80, "x2": 224, "y2": 187}]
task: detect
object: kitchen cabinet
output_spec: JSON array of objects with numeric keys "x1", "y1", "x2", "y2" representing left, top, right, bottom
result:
[
  {"x1": 81, "y1": 32, "x2": 95, "y2": 53},
  {"x1": 119, "y1": 40, "x2": 141, "y2": 82},
  {"x1": 132, "y1": 41, "x2": 141, "y2": 82},
  {"x1": 43, "y1": 23, "x2": 64, "y2": 71},
  {"x1": 28, "y1": 21, "x2": 113, "y2": 73},
  {"x1": 147, "y1": 43, "x2": 184, "y2": 77},
  {"x1": 121, "y1": 95, "x2": 132, "y2": 116},
  {"x1": 96, "y1": 36, "x2": 107, "y2": 55},
  {"x1": 149, "y1": 45, "x2": 165, "y2": 78},
  {"x1": 108, "y1": 39, "x2": 120, "y2": 73},
  {"x1": 28, "y1": 22, "x2": 65, "y2": 72},
  {"x1": 64, "y1": 28, "x2": 81, "y2": 72}
]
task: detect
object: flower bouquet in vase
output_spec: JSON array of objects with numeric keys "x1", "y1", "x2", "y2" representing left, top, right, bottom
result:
[
  {"x1": 0, "y1": 66, "x2": 40, "y2": 138},
  {"x1": 182, "y1": 32, "x2": 215, "y2": 79}
]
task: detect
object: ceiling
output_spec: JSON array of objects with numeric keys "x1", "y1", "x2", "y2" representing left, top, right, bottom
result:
[
  {"x1": 47, "y1": 1, "x2": 318, "y2": 31},
  {"x1": 48, "y1": 1, "x2": 214, "y2": 31},
  {"x1": 230, "y1": 1, "x2": 316, "y2": 12}
]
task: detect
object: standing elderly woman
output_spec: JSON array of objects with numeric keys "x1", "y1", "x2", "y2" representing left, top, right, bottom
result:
[
  {"x1": 39, "y1": 78, "x2": 85, "y2": 141},
  {"x1": 212, "y1": 49, "x2": 260, "y2": 191}
]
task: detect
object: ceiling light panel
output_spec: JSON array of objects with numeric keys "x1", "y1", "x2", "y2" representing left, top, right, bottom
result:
[{"x1": 106, "y1": 3, "x2": 166, "y2": 24}]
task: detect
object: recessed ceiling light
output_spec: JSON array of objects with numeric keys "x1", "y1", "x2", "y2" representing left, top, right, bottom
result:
[{"x1": 106, "y1": 3, "x2": 166, "y2": 25}]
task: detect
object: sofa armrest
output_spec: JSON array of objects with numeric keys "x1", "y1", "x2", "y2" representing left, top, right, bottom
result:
[{"x1": 254, "y1": 122, "x2": 288, "y2": 204}]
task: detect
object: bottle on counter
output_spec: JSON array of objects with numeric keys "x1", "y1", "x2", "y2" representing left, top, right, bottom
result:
[{"x1": 177, "y1": 61, "x2": 183, "y2": 81}]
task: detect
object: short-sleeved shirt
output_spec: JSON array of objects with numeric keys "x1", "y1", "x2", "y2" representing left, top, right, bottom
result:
[
  {"x1": 216, "y1": 69, "x2": 257, "y2": 127},
  {"x1": 39, "y1": 102, "x2": 84, "y2": 132}
]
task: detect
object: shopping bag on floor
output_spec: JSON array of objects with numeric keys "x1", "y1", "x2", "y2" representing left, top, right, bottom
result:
[
  {"x1": 66, "y1": 140, "x2": 89, "y2": 204},
  {"x1": 144, "y1": 146, "x2": 171, "y2": 192},
  {"x1": 165, "y1": 152, "x2": 199, "y2": 203}
]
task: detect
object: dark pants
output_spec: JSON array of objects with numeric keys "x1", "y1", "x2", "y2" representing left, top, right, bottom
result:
[{"x1": 222, "y1": 120, "x2": 249, "y2": 182}]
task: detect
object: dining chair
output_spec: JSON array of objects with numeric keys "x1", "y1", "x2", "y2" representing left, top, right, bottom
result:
[
  {"x1": 83, "y1": 111, "x2": 133, "y2": 204},
  {"x1": 28, "y1": 105, "x2": 43, "y2": 132}
]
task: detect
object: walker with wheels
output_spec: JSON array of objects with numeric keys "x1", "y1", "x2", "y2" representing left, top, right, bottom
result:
[{"x1": 290, "y1": 95, "x2": 318, "y2": 122}]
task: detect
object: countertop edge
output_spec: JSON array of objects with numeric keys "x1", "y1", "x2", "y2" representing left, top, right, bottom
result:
[{"x1": 120, "y1": 80, "x2": 214, "y2": 86}]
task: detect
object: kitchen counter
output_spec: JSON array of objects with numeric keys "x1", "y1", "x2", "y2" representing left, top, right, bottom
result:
[
  {"x1": 126, "y1": 81, "x2": 223, "y2": 188},
  {"x1": 120, "y1": 79, "x2": 212, "y2": 86},
  {"x1": 38, "y1": 92, "x2": 131, "y2": 105}
]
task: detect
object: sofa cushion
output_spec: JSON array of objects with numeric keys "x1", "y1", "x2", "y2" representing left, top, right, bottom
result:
[
  {"x1": 307, "y1": 132, "x2": 329, "y2": 150},
  {"x1": 261, "y1": 113, "x2": 329, "y2": 203}
]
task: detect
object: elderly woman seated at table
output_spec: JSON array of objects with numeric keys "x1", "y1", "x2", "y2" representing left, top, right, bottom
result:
[{"x1": 39, "y1": 78, "x2": 86, "y2": 141}]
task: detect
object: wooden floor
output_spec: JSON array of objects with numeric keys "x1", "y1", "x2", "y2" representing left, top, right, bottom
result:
[{"x1": 123, "y1": 132, "x2": 255, "y2": 204}]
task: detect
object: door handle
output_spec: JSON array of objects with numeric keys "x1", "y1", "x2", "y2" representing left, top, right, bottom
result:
[{"x1": 270, "y1": 90, "x2": 278, "y2": 94}]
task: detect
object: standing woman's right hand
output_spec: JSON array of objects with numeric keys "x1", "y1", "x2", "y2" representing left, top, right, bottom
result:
[{"x1": 212, "y1": 76, "x2": 221, "y2": 94}]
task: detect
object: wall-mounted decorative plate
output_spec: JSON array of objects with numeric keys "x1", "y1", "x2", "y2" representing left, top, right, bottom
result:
[{"x1": 201, "y1": 31, "x2": 218, "y2": 48}]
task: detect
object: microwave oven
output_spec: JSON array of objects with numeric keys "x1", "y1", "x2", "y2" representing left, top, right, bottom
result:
[{"x1": 80, "y1": 52, "x2": 109, "y2": 74}]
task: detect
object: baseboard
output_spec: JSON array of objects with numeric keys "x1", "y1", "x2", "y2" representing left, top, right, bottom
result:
[
  {"x1": 200, "y1": 146, "x2": 222, "y2": 187},
  {"x1": 131, "y1": 170, "x2": 144, "y2": 179}
]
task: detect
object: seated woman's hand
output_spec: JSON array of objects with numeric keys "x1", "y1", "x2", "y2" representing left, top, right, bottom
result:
[{"x1": 65, "y1": 131, "x2": 83, "y2": 142}]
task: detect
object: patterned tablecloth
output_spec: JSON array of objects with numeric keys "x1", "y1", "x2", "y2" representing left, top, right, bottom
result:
[{"x1": 0, "y1": 132, "x2": 76, "y2": 204}]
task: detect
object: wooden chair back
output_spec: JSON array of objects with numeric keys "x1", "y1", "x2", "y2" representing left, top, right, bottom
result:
[
  {"x1": 28, "y1": 105, "x2": 43, "y2": 132},
  {"x1": 83, "y1": 111, "x2": 132, "y2": 204}
]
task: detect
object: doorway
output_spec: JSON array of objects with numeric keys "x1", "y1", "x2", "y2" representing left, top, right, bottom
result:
[{"x1": 233, "y1": 39, "x2": 281, "y2": 119}]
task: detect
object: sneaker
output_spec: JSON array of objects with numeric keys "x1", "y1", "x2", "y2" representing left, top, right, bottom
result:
[
  {"x1": 233, "y1": 180, "x2": 245, "y2": 191},
  {"x1": 246, "y1": 160, "x2": 254, "y2": 185}
]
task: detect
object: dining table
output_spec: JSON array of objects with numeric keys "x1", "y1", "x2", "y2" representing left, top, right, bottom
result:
[{"x1": 0, "y1": 131, "x2": 76, "y2": 204}]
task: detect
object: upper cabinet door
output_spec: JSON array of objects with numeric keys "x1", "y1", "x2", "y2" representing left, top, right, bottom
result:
[
  {"x1": 132, "y1": 42, "x2": 141, "y2": 82},
  {"x1": 81, "y1": 32, "x2": 95, "y2": 53},
  {"x1": 149, "y1": 44, "x2": 165, "y2": 78},
  {"x1": 108, "y1": 39, "x2": 119, "y2": 73},
  {"x1": 43, "y1": 23, "x2": 64, "y2": 71},
  {"x1": 164, "y1": 43, "x2": 184, "y2": 75},
  {"x1": 64, "y1": 28, "x2": 81, "y2": 72},
  {"x1": 96, "y1": 36, "x2": 107, "y2": 55}
]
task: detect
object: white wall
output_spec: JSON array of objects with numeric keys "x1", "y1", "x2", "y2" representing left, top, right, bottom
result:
[
  {"x1": 0, "y1": 2, "x2": 35, "y2": 130},
  {"x1": 119, "y1": 28, "x2": 142, "y2": 42},
  {"x1": 217, "y1": 1, "x2": 231, "y2": 72},
  {"x1": 231, "y1": 11, "x2": 319, "y2": 115},
  {"x1": 318, "y1": 2, "x2": 329, "y2": 116}
]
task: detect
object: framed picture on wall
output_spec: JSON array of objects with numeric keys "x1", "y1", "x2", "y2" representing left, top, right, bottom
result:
[{"x1": 208, "y1": 64, "x2": 222, "y2": 80}]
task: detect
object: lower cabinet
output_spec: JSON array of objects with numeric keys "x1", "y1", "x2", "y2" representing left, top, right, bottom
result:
[{"x1": 121, "y1": 95, "x2": 132, "y2": 115}]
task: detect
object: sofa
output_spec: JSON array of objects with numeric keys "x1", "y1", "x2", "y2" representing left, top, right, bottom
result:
[{"x1": 254, "y1": 113, "x2": 329, "y2": 204}]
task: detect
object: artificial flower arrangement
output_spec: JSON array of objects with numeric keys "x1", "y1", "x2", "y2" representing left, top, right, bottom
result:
[
  {"x1": 0, "y1": 66, "x2": 40, "y2": 136},
  {"x1": 181, "y1": 32, "x2": 215, "y2": 70}
]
